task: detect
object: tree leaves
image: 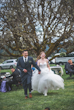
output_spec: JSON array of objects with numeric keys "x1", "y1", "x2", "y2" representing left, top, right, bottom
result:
[{"x1": 0, "y1": 0, "x2": 74, "y2": 57}]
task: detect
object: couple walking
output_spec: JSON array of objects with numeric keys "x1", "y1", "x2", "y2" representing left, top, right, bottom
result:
[{"x1": 17, "y1": 50, "x2": 64, "y2": 99}]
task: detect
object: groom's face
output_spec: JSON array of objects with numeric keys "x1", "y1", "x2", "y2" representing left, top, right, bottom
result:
[{"x1": 23, "y1": 51, "x2": 28, "y2": 57}]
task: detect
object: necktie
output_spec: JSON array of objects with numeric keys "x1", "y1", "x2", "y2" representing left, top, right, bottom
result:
[{"x1": 25, "y1": 58, "x2": 26, "y2": 62}]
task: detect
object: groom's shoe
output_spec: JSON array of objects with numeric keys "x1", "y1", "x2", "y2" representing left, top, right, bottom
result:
[
  {"x1": 25, "y1": 96, "x2": 28, "y2": 99},
  {"x1": 29, "y1": 93, "x2": 32, "y2": 98}
]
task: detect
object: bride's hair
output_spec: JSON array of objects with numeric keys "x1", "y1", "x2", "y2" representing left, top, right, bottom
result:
[
  {"x1": 36, "y1": 51, "x2": 45, "y2": 62},
  {"x1": 44, "y1": 107, "x2": 50, "y2": 110}
]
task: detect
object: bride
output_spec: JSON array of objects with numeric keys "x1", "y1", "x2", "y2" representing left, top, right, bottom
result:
[{"x1": 32, "y1": 51, "x2": 64, "y2": 96}]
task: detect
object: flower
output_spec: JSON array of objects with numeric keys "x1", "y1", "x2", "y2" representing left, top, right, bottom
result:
[{"x1": 29, "y1": 60, "x2": 32, "y2": 63}]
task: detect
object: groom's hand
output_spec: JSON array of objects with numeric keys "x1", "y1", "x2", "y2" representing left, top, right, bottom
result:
[
  {"x1": 38, "y1": 71, "x2": 41, "y2": 74},
  {"x1": 23, "y1": 69, "x2": 27, "y2": 73}
]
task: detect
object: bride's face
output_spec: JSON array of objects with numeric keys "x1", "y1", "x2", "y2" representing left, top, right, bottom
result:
[{"x1": 41, "y1": 52, "x2": 45, "y2": 59}]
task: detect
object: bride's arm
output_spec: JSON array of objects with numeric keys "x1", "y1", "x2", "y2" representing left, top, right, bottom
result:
[
  {"x1": 37, "y1": 60, "x2": 40, "y2": 66},
  {"x1": 47, "y1": 59, "x2": 50, "y2": 70}
]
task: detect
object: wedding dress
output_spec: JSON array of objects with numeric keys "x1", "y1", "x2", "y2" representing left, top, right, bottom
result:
[{"x1": 32, "y1": 62, "x2": 64, "y2": 96}]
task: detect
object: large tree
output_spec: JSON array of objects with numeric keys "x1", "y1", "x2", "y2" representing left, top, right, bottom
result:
[{"x1": 0, "y1": 0, "x2": 74, "y2": 58}]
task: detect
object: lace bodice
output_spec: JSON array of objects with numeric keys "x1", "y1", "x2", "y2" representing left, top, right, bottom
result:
[{"x1": 39, "y1": 62, "x2": 47, "y2": 69}]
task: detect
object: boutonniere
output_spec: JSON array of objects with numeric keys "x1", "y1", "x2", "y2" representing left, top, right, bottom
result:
[{"x1": 29, "y1": 60, "x2": 32, "y2": 63}]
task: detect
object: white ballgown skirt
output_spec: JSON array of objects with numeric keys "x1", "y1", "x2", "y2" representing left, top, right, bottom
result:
[{"x1": 32, "y1": 66, "x2": 64, "y2": 95}]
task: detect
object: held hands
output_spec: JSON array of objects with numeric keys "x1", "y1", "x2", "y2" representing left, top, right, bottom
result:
[
  {"x1": 23, "y1": 69, "x2": 27, "y2": 73},
  {"x1": 23, "y1": 69, "x2": 41, "y2": 74},
  {"x1": 38, "y1": 71, "x2": 41, "y2": 74}
]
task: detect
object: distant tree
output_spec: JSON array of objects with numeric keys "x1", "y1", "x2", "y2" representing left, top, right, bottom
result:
[
  {"x1": 60, "y1": 52, "x2": 66, "y2": 57},
  {"x1": 0, "y1": 0, "x2": 74, "y2": 58}
]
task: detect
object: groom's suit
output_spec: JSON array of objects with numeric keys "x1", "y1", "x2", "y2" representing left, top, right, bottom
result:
[{"x1": 17, "y1": 56, "x2": 41, "y2": 93}]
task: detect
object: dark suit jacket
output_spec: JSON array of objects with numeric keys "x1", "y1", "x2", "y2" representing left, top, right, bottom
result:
[
  {"x1": 65, "y1": 62, "x2": 74, "y2": 73},
  {"x1": 17, "y1": 56, "x2": 41, "y2": 84},
  {"x1": 6, "y1": 68, "x2": 21, "y2": 83}
]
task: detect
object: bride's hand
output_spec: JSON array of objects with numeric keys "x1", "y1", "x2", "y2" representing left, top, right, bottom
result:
[
  {"x1": 38, "y1": 71, "x2": 41, "y2": 74},
  {"x1": 23, "y1": 69, "x2": 27, "y2": 73}
]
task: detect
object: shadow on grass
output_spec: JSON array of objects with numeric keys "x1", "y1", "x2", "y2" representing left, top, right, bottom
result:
[
  {"x1": 66, "y1": 76, "x2": 74, "y2": 80},
  {"x1": 47, "y1": 91, "x2": 59, "y2": 95},
  {"x1": 32, "y1": 91, "x2": 59, "y2": 96},
  {"x1": 11, "y1": 84, "x2": 23, "y2": 91}
]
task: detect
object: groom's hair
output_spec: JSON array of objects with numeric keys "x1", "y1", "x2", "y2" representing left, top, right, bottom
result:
[{"x1": 22, "y1": 50, "x2": 28, "y2": 53}]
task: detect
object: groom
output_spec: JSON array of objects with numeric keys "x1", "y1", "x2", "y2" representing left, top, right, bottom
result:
[{"x1": 17, "y1": 50, "x2": 41, "y2": 99}]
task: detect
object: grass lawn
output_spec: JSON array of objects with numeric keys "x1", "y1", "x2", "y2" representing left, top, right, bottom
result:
[{"x1": 0, "y1": 65, "x2": 74, "y2": 110}]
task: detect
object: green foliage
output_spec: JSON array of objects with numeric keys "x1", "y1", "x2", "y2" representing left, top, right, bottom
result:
[
  {"x1": 60, "y1": 52, "x2": 66, "y2": 57},
  {"x1": 0, "y1": 0, "x2": 74, "y2": 57}
]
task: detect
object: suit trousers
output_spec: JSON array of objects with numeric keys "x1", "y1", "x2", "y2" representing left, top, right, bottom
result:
[{"x1": 21, "y1": 74, "x2": 32, "y2": 96}]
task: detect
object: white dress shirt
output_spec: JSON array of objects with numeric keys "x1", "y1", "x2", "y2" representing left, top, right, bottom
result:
[{"x1": 23, "y1": 56, "x2": 28, "y2": 62}]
